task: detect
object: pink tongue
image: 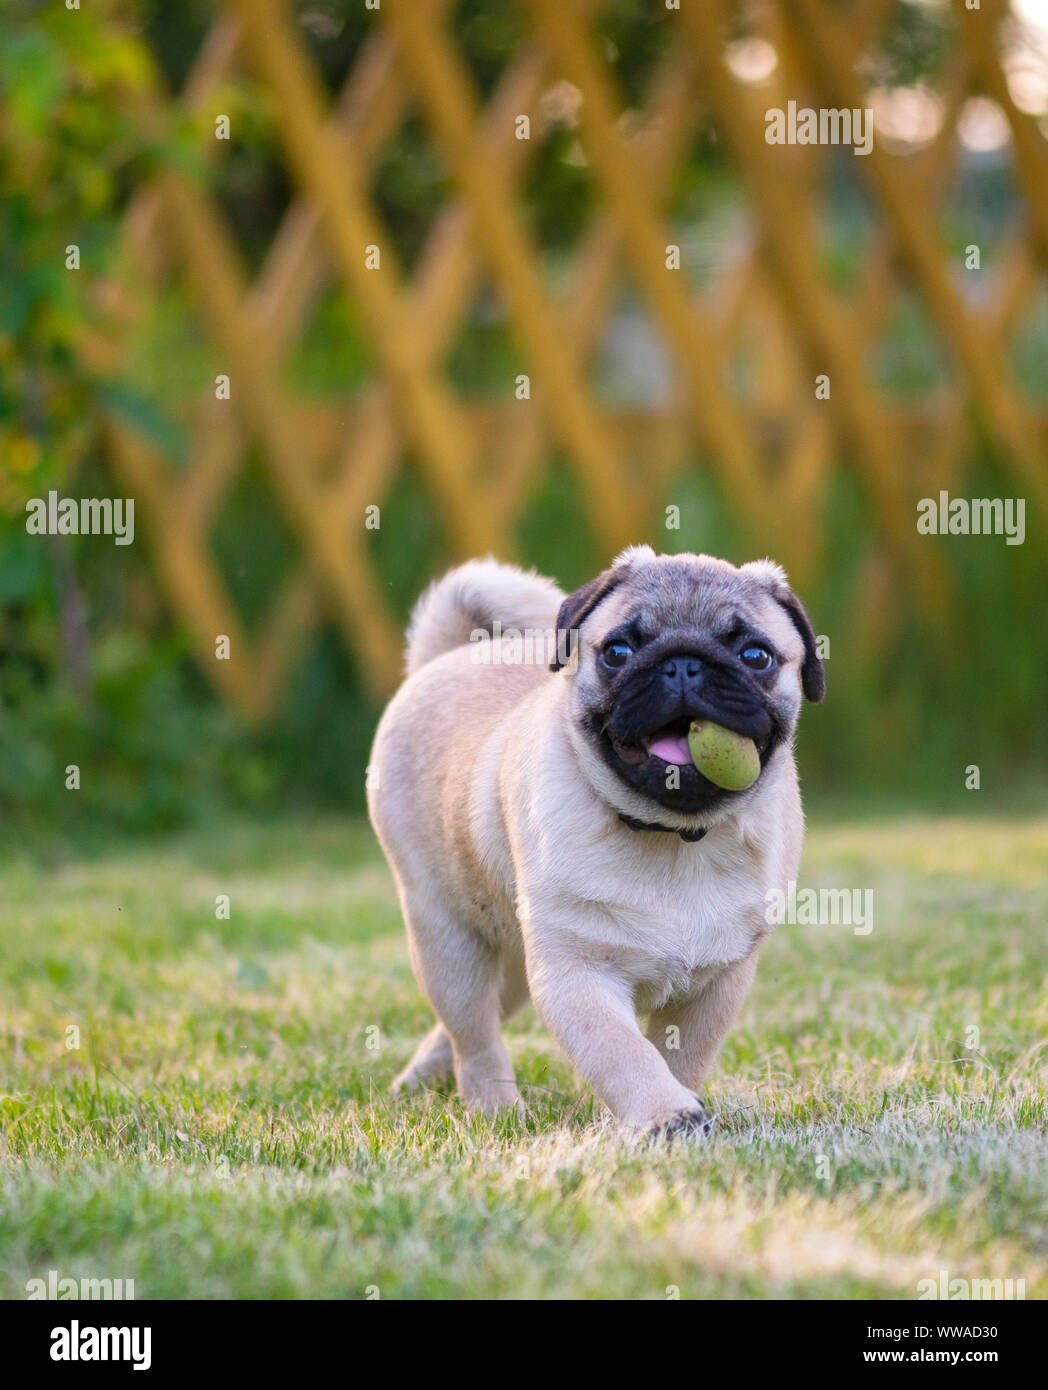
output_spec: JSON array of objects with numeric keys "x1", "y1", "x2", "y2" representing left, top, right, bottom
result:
[{"x1": 647, "y1": 733, "x2": 692, "y2": 765}]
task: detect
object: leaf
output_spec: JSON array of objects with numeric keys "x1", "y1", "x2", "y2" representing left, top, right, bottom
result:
[
  {"x1": 94, "y1": 380, "x2": 187, "y2": 466},
  {"x1": 0, "y1": 527, "x2": 49, "y2": 604},
  {"x1": 1, "y1": 32, "x2": 64, "y2": 137}
]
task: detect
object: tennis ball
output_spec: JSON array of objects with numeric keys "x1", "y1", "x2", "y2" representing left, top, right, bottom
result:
[{"x1": 687, "y1": 721, "x2": 760, "y2": 791}]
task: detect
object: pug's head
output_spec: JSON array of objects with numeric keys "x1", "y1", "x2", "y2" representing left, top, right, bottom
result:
[{"x1": 551, "y1": 546, "x2": 825, "y2": 828}]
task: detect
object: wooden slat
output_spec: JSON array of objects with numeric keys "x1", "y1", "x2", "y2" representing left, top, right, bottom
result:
[
  {"x1": 75, "y1": 0, "x2": 1048, "y2": 722},
  {"x1": 385, "y1": 0, "x2": 643, "y2": 552},
  {"x1": 527, "y1": 0, "x2": 777, "y2": 538},
  {"x1": 791, "y1": 0, "x2": 1048, "y2": 521}
]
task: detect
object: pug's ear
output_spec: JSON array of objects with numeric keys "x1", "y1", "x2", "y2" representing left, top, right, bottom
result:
[
  {"x1": 549, "y1": 564, "x2": 630, "y2": 672},
  {"x1": 742, "y1": 559, "x2": 826, "y2": 702},
  {"x1": 778, "y1": 588, "x2": 826, "y2": 702}
]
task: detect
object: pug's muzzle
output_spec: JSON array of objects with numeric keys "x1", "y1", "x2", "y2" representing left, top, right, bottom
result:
[{"x1": 590, "y1": 630, "x2": 784, "y2": 814}]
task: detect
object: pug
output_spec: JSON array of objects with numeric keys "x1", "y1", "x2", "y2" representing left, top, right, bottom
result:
[{"x1": 367, "y1": 546, "x2": 824, "y2": 1136}]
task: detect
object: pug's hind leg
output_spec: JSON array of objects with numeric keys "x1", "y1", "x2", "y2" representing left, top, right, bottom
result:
[
  {"x1": 392, "y1": 1023, "x2": 454, "y2": 1096},
  {"x1": 402, "y1": 899, "x2": 522, "y2": 1117},
  {"x1": 647, "y1": 953, "x2": 758, "y2": 1095}
]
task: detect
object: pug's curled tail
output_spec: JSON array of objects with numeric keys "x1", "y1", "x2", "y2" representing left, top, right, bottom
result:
[{"x1": 404, "y1": 558, "x2": 564, "y2": 675}]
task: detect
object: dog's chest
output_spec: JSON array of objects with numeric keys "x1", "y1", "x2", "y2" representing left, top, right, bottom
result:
[{"x1": 566, "y1": 845, "x2": 768, "y2": 1007}]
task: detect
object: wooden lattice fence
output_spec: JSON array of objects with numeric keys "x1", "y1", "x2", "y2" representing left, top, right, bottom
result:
[{"x1": 80, "y1": 0, "x2": 1048, "y2": 721}]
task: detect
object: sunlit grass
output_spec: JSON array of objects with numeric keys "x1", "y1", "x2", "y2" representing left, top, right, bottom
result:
[{"x1": 1, "y1": 816, "x2": 1045, "y2": 1299}]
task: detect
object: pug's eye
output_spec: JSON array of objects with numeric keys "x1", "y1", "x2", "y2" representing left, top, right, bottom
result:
[
  {"x1": 601, "y1": 640, "x2": 633, "y2": 669},
  {"x1": 740, "y1": 644, "x2": 774, "y2": 672}
]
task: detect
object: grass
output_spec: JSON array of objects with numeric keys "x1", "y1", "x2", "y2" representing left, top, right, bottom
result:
[{"x1": 1, "y1": 814, "x2": 1045, "y2": 1300}]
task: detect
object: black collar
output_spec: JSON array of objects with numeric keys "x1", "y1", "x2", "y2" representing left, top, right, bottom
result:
[{"x1": 618, "y1": 813, "x2": 707, "y2": 843}]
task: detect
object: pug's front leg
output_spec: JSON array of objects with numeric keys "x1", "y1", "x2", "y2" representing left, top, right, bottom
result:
[
  {"x1": 646, "y1": 952, "x2": 758, "y2": 1092},
  {"x1": 526, "y1": 952, "x2": 710, "y2": 1136}
]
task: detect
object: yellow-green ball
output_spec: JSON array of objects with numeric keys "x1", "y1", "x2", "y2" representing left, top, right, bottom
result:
[{"x1": 687, "y1": 720, "x2": 760, "y2": 791}]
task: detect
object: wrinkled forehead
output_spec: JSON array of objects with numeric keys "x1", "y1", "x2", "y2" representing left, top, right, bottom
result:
[{"x1": 596, "y1": 559, "x2": 798, "y2": 652}]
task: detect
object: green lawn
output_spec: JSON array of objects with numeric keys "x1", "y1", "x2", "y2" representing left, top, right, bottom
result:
[{"x1": 1, "y1": 815, "x2": 1045, "y2": 1300}]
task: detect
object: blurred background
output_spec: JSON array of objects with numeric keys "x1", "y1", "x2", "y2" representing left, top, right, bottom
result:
[{"x1": 1, "y1": 0, "x2": 1046, "y2": 840}]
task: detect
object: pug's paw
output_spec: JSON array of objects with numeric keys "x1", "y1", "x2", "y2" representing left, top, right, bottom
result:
[
  {"x1": 460, "y1": 1072, "x2": 526, "y2": 1119},
  {"x1": 645, "y1": 1098, "x2": 715, "y2": 1143}
]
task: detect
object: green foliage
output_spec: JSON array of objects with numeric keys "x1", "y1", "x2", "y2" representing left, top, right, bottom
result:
[
  {"x1": 0, "y1": 619, "x2": 267, "y2": 838},
  {"x1": 1, "y1": 2, "x2": 158, "y2": 497}
]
